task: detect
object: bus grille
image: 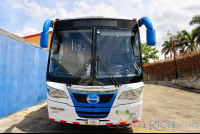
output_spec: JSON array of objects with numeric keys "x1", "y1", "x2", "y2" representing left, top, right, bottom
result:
[
  {"x1": 76, "y1": 111, "x2": 109, "y2": 118},
  {"x1": 68, "y1": 90, "x2": 118, "y2": 119},
  {"x1": 75, "y1": 108, "x2": 110, "y2": 118},
  {"x1": 72, "y1": 93, "x2": 114, "y2": 104}
]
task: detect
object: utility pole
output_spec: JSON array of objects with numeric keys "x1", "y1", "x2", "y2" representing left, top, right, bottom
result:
[{"x1": 167, "y1": 31, "x2": 178, "y2": 79}]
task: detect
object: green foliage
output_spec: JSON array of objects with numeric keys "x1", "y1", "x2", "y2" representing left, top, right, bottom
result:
[
  {"x1": 176, "y1": 29, "x2": 199, "y2": 53},
  {"x1": 161, "y1": 38, "x2": 173, "y2": 60},
  {"x1": 162, "y1": 29, "x2": 200, "y2": 59},
  {"x1": 141, "y1": 43, "x2": 159, "y2": 64},
  {"x1": 189, "y1": 15, "x2": 200, "y2": 44},
  {"x1": 161, "y1": 15, "x2": 200, "y2": 58}
]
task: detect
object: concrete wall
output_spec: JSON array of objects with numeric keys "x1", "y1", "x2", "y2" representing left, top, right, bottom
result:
[
  {"x1": 172, "y1": 79, "x2": 200, "y2": 89},
  {"x1": 0, "y1": 29, "x2": 49, "y2": 119},
  {"x1": 143, "y1": 68, "x2": 200, "y2": 82},
  {"x1": 143, "y1": 68, "x2": 200, "y2": 89},
  {"x1": 143, "y1": 72, "x2": 176, "y2": 81},
  {"x1": 177, "y1": 69, "x2": 200, "y2": 79}
]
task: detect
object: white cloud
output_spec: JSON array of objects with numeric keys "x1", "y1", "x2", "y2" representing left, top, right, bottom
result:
[
  {"x1": 144, "y1": 0, "x2": 200, "y2": 59},
  {"x1": 74, "y1": 1, "x2": 90, "y2": 12},
  {"x1": 49, "y1": 1, "x2": 119, "y2": 20},
  {"x1": 71, "y1": 1, "x2": 118, "y2": 16},
  {"x1": 24, "y1": 0, "x2": 52, "y2": 18},
  {"x1": 52, "y1": 7, "x2": 69, "y2": 18},
  {"x1": 7, "y1": 0, "x2": 25, "y2": 9},
  {"x1": 7, "y1": 0, "x2": 52, "y2": 18},
  {"x1": 7, "y1": 0, "x2": 200, "y2": 61},
  {"x1": 87, "y1": 3, "x2": 118, "y2": 16},
  {"x1": 56, "y1": 1, "x2": 68, "y2": 7},
  {"x1": 15, "y1": 25, "x2": 40, "y2": 37}
]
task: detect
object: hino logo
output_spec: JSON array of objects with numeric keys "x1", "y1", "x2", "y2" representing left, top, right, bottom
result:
[{"x1": 87, "y1": 95, "x2": 100, "y2": 104}]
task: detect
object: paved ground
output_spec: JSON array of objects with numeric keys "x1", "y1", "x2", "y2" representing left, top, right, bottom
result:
[{"x1": 0, "y1": 84, "x2": 200, "y2": 133}]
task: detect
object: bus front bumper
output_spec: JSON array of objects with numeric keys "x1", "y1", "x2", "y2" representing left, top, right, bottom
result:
[{"x1": 47, "y1": 99, "x2": 143, "y2": 125}]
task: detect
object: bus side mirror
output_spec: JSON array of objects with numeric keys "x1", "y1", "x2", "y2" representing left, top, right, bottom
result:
[
  {"x1": 147, "y1": 29, "x2": 156, "y2": 46},
  {"x1": 139, "y1": 17, "x2": 156, "y2": 46},
  {"x1": 40, "y1": 32, "x2": 49, "y2": 48},
  {"x1": 40, "y1": 20, "x2": 52, "y2": 48}
]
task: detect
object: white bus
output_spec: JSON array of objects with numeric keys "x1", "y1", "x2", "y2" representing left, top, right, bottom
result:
[{"x1": 40, "y1": 16, "x2": 156, "y2": 126}]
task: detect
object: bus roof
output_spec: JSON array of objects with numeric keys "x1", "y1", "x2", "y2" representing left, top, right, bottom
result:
[{"x1": 58, "y1": 15, "x2": 135, "y2": 21}]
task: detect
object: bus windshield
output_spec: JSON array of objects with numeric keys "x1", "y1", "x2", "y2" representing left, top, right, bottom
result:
[
  {"x1": 49, "y1": 29, "x2": 93, "y2": 79},
  {"x1": 94, "y1": 29, "x2": 142, "y2": 85},
  {"x1": 48, "y1": 28, "x2": 142, "y2": 85}
]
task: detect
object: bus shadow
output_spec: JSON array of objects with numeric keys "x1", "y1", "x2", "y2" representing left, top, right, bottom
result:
[{"x1": 4, "y1": 105, "x2": 133, "y2": 133}]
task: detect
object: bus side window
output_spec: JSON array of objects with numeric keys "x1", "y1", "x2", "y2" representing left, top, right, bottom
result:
[
  {"x1": 133, "y1": 33, "x2": 140, "y2": 57},
  {"x1": 58, "y1": 43, "x2": 63, "y2": 64},
  {"x1": 78, "y1": 44, "x2": 81, "y2": 51}
]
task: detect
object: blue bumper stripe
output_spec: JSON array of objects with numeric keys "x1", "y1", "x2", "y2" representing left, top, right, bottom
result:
[
  {"x1": 77, "y1": 113, "x2": 109, "y2": 117},
  {"x1": 75, "y1": 107, "x2": 110, "y2": 112}
]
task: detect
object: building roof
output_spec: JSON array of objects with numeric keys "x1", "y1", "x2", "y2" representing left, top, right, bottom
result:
[{"x1": 23, "y1": 31, "x2": 52, "y2": 39}]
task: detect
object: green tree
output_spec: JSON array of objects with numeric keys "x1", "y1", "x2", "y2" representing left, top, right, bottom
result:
[
  {"x1": 176, "y1": 31, "x2": 187, "y2": 54},
  {"x1": 176, "y1": 29, "x2": 199, "y2": 53},
  {"x1": 141, "y1": 43, "x2": 159, "y2": 64},
  {"x1": 189, "y1": 15, "x2": 200, "y2": 44},
  {"x1": 161, "y1": 38, "x2": 173, "y2": 60}
]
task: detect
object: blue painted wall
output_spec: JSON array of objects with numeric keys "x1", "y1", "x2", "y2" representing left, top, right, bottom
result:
[{"x1": 0, "y1": 34, "x2": 49, "y2": 119}]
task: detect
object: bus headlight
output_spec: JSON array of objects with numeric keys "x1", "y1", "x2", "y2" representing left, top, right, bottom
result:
[
  {"x1": 47, "y1": 86, "x2": 69, "y2": 99},
  {"x1": 118, "y1": 87, "x2": 143, "y2": 100}
]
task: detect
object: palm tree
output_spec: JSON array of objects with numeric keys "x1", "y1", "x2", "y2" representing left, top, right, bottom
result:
[
  {"x1": 189, "y1": 15, "x2": 200, "y2": 44},
  {"x1": 176, "y1": 31, "x2": 187, "y2": 54},
  {"x1": 176, "y1": 30, "x2": 199, "y2": 53},
  {"x1": 161, "y1": 38, "x2": 173, "y2": 60}
]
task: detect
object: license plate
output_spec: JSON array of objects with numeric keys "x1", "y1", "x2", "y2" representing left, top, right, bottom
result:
[{"x1": 87, "y1": 119, "x2": 99, "y2": 125}]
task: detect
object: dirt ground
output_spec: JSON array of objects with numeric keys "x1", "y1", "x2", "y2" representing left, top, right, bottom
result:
[{"x1": 0, "y1": 84, "x2": 199, "y2": 133}]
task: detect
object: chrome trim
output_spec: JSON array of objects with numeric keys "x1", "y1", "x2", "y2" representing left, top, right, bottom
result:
[{"x1": 68, "y1": 89, "x2": 118, "y2": 93}]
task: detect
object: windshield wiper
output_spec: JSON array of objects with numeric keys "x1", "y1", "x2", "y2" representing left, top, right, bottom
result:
[
  {"x1": 96, "y1": 56, "x2": 119, "y2": 87},
  {"x1": 51, "y1": 58, "x2": 73, "y2": 77},
  {"x1": 67, "y1": 58, "x2": 94, "y2": 86}
]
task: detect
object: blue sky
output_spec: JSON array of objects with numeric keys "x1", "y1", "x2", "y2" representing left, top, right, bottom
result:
[{"x1": 0, "y1": 0, "x2": 199, "y2": 60}]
